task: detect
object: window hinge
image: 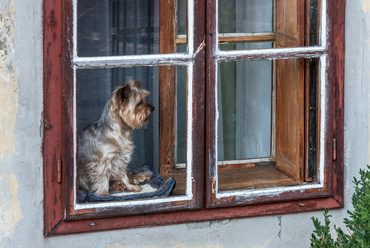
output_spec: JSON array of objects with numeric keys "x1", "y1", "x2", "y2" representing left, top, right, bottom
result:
[
  {"x1": 57, "y1": 159, "x2": 62, "y2": 184},
  {"x1": 333, "y1": 138, "x2": 337, "y2": 161}
]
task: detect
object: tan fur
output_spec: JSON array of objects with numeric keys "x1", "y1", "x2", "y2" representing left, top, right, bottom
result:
[{"x1": 78, "y1": 80, "x2": 154, "y2": 196}]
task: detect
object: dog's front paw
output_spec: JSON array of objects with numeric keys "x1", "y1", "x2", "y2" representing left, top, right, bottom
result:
[
  {"x1": 110, "y1": 181, "x2": 126, "y2": 192},
  {"x1": 142, "y1": 172, "x2": 152, "y2": 182},
  {"x1": 127, "y1": 185, "x2": 142, "y2": 192},
  {"x1": 130, "y1": 172, "x2": 152, "y2": 184}
]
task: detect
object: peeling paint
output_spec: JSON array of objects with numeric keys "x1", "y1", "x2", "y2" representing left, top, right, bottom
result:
[
  {"x1": 0, "y1": 0, "x2": 18, "y2": 159},
  {"x1": 364, "y1": 0, "x2": 370, "y2": 13},
  {"x1": 0, "y1": 173, "x2": 23, "y2": 238}
]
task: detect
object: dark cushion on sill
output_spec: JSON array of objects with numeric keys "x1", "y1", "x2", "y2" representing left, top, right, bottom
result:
[{"x1": 78, "y1": 165, "x2": 176, "y2": 203}]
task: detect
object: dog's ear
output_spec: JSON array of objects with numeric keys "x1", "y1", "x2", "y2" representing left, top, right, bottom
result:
[
  {"x1": 134, "y1": 81, "x2": 142, "y2": 88},
  {"x1": 126, "y1": 80, "x2": 142, "y2": 88},
  {"x1": 117, "y1": 85, "x2": 131, "y2": 103}
]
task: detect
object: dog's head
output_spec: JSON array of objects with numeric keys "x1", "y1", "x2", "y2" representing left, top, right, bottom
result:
[{"x1": 112, "y1": 80, "x2": 155, "y2": 129}]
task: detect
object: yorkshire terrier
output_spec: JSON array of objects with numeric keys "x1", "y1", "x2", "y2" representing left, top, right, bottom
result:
[{"x1": 78, "y1": 80, "x2": 154, "y2": 196}]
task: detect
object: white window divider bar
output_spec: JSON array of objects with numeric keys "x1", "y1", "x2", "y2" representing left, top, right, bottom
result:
[
  {"x1": 216, "y1": 46, "x2": 326, "y2": 61},
  {"x1": 74, "y1": 54, "x2": 194, "y2": 69}
]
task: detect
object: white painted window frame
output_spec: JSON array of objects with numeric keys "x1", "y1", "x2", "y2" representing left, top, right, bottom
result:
[
  {"x1": 72, "y1": 0, "x2": 196, "y2": 210},
  {"x1": 70, "y1": 0, "x2": 329, "y2": 209},
  {"x1": 213, "y1": 0, "x2": 328, "y2": 200}
]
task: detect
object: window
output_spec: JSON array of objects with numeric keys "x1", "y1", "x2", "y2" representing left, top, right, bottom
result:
[{"x1": 43, "y1": 0, "x2": 344, "y2": 235}]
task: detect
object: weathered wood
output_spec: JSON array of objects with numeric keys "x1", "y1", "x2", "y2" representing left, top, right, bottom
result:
[
  {"x1": 218, "y1": 35, "x2": 276, "y2": 43},
  {"x1": 159, "y1": 0, "x2": 177, "y2": 175},
  {"x1": 164, "y1": 164, "x2": 299, "y2": 195},
  {"x1": 43, "y1": 0, "x2": 64, "y2": 235},
  {"x1": 190, "y1": 0, "x2": 206, "y2": 209},
  {"x1": 218, "y1": 165, "x2": 299, "y2": 191},
  {"x1": 275, "y1": 58, "x2": 305, "y2": 182},
  {"x1": 48, "y1": 196, "x2": 342, "y2": 236},
  {"x1": 330, "y1": 0, "x2": 345, "y2": 206},
  {"x1": 276, "y1": 0, "x2": 304, "y2": 48},
  {"x1": 205, "y1": 0, "x2": 218, "y2": 208},
  {"x1": 62, "y1": 0, "x2": 76, "y2": 222},
  {"x1": 275, "y1": 0, "x2": 305, "y2": 182},
  {"x1": 176, "y1": 33, "x2": 276, "y2": 45}
]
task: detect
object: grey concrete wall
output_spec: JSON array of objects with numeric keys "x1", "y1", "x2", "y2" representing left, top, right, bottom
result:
[{"x1": 0, "y1": 0, "x2": 369, "y2": 247}]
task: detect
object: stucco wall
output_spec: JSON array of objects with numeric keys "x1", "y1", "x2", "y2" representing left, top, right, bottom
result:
[{"x1": 0, "y1": 0, "x2": 369, "y2": 247}]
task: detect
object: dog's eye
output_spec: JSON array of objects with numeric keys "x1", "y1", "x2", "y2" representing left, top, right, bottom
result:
[{"x1": 137, "y1": 101, "x2": 143, "y2": 107}]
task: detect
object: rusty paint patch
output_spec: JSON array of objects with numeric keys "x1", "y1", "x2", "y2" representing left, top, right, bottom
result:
[
  {"x1": 0, "y1": 0, "x2": 18, "y2": 159},
  {"x1": 69, "y1": 189, "x2": 95, "y2": 215}
]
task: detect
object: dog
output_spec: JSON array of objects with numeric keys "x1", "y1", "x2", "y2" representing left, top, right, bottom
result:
[{"x1": 78, "y1": 80, "x2": 154, "y2": 196}]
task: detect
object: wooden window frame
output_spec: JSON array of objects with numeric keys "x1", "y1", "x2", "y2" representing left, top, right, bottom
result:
[{"x1": 43, "y1": 0, "x2": 344, "y2": 236}]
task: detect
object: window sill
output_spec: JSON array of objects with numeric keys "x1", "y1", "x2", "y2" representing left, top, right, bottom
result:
[
  {"x1": 46, "y1": 194, "x2": 343, "y2": 236},
  {"x1": 164, "y1": 164, "x2": 301, "y2": 194}
]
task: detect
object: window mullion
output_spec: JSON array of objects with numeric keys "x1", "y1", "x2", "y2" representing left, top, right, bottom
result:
[{"x1": 205, "y1": 0, "x2": 218, "y2": 208}]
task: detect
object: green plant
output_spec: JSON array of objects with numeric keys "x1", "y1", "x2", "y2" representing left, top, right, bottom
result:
[{"x1": 310, "y1": 165, "x2": 370, "y2": 248}]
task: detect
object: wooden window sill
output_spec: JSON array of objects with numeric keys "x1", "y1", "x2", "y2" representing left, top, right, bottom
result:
[{"x1": 163, "y1": 164, "x2": 300, "y2": 196}]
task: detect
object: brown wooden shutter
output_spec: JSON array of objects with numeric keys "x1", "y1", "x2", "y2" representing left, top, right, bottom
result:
[
  {"x1": 275, "y1": 0, "x2": 305, "y2": 182},
  {"x1": 159, "y1": 0, "x2": 177, "y2": 175}
]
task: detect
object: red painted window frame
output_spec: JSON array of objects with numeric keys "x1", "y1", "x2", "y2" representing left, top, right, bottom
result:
[{"x1": 43, "y1": 0, "x2": 344, "y2": 236}]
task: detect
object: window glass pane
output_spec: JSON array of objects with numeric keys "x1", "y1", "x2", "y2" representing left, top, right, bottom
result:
[
  {"x1": 176, "y1": 0, "x2": 187, "y2": 36},
  {"x1": 218, "y1": 0, "x2": 321, "y2": 50},
  {"x1": 175, "y1": 66, "x2": 187, "y2": 165},
  {"x1": 217, "y1": 60, "x2": 272, "y2": 161},
  {"x1": 77, "y1": 65, "x2": 188, "y2": 201},
  {"x1": 175, "y1": 46, "x2": 187, "y2": 165},
  {"x1": 219, "y1": 0, "x2": 273, "y2": 34},
  {"x1": 217, "y1": 57, "x2": 320, "y2": 192},
  {"x1": 77, "y1": 0, "x2": 187, "y2": 57}
]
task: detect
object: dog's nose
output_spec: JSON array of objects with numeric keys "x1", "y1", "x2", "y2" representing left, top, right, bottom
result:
[{"x1": 150, "y1": 105, "x2": 155, "y2": 112}]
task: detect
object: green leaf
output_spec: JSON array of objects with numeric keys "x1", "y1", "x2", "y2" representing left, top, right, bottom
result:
[{"x1": 310, "y1": 165, "x2": 370, "y2": 247}]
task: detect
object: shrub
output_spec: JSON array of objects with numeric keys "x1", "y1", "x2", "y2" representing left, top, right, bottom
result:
[{"x1": 310, "y1": 165, "x2": 370, "y2": 248}]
